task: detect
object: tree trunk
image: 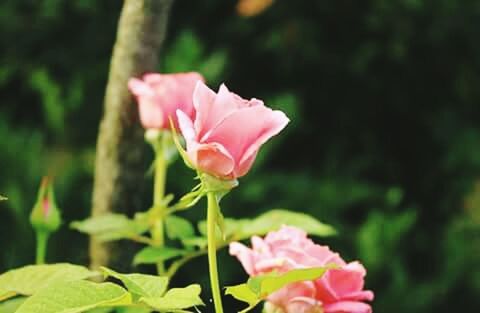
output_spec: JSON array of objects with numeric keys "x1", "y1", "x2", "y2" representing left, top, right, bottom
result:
[{"x1": 90, "y1": 0, "x2": 174, "y2": 271}]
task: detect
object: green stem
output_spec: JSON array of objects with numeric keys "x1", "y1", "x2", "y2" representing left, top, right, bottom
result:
[
  {"x1": 207, "y1": 192, "x2": 224, "y2": 313},
  {"x1": 35, "y1": 231, "x2": 49, "y2": 264},
  {"x1": 166, "y1": 240, "x2": 231, "y2": 279},
  {"x1": 167, "y1": 248, "x2": 208, "y2": 279},
  {"x1": 151, "y1": 139, "x2": 167, "y2": 275},
  {"x1": 153, "y1": 143, "x2": 166, "y2": 204}
]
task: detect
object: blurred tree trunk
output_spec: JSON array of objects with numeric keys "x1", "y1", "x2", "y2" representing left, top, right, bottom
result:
[{"x1": 90, "y1": 0, "x2": 174, "y2": 271}]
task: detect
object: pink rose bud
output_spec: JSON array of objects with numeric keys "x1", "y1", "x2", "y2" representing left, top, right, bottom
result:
[
  {"x1": 30, "y1": 177, "x2": 62, "y2": 233},
  {"x1": 230, "y1": 226, "x2": 374, "y2": 313},
  {"x1": 176, "y1": 81, "x2": 289, "y2": 179},
  {"x1": 128, "y1": 72, "x2": 204, "y2": 130}
]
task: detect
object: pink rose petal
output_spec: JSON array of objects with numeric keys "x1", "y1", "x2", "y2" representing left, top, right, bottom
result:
[
  {"x1": 229, "y1": 226, "x2": 374, "y2": 313},
  {"x1": 179, "y1": 82, "x2": 289, "y2": 179},
  {"x1": 128, "y1": 72, "x2": 204, "y2": 130},
  {"x1": 324, "y1": 301, "x2": 372, "y2": 313}
]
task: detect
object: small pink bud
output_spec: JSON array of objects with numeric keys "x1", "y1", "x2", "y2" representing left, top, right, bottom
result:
[{"x1": 30, "y1": 176, "x2": 61, "y2": 233}]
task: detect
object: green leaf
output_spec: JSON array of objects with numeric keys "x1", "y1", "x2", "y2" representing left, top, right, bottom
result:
[
  {"x1": 170, "y1": 186, "x2": 204, "y2": 212},
  {"x1": 199, "y1": 209, "x2": 336, "y2": 242},
  {"x1": 0, "y1": 195, "x2": 7, "y2": 201},
  {"x1": 86, "y1": 307, "x2": 152, "y2": 313},
  {"x1": 165, "y1": 215, "x2": 195, "y2": 240},
  {"x1": 133, "y1": 247, "x2": 187, "y2": 265},
  {"x1": 244, "y1": 209, "x2": 336, "y2": 238},
  {"x1": 224, "y1": 285, "x2": 259, "y2": 313},
  {"x1": 117, "y1": 307, "x2": 152, "y2": 313},
  {"x1": 140, "y1": 284, "x2": 204, "y2": 312},
  {"x1": 71, "y1": 213, "x2": 149, "y2": 242},
  {"x1": 251, "y1": 267, "x2": 330, "y2": 296},
  {"x1": 85, "y1": 308, "x2": 114, "y2": 313},
  {"x1": 0, "y1": 297, "x2": 25, "y2": 313},
  {"x1": 101, "y1": 267, "x2": 168, "y2": 298},
  {"x1": 15, "y1": 280, "x2": 132, "y2": 313},
  {"x1": 0, "y1": 263, "x2": 96, "y2": 301},
  {"x1": 225, "y1": 267, "x2": 331, "y2": 313}
]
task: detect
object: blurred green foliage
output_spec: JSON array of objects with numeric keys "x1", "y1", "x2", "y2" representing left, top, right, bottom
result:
[{"x1": 0, "y1": 0, "x2": 479, "y2": 312}]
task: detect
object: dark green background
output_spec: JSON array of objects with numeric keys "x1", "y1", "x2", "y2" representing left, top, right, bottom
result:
[{"x1": 0, "y1": 0, "x2": 479, "y2": 312}]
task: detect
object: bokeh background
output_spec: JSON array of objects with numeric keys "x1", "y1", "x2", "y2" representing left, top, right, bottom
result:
[{"x1": 1, "y1": 0, "x2": 479, "y2": 312}]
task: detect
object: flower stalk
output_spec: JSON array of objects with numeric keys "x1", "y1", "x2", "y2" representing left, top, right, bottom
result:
[
  {"x1": 148, "y1": 131, "x2": 169, "y2": 275},
  {"x1": 35, "y1": 231, "x2": 48, "y2": 264},
  {"x1": 207, "y1": 191, "x2": 224, "y2": 313},
  {"x1": 30, "y1": 177, "x2": 61, "y2": 265}
]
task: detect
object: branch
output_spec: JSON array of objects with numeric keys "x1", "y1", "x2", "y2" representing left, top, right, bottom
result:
[
  {"x1": 90, "y1": 0, "x2": 174, "y2": 271},
  {"x1": 167, "y1": 242, "x2": 229, "y2": 279}
]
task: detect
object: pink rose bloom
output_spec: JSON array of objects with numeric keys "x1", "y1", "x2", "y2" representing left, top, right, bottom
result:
[
  {"x1": 128, "y1": 72, "x2": 204, "y2": 130},
  {"x1": 229, "y1": 226, "x2": 374, "y2": 313},
  {"x1": 176, "y1": 81, "x2": 289, "y2": 179}
]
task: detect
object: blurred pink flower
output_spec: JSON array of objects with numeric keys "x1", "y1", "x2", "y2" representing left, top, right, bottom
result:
[
  {"x1": 177, "y1": 81, "x2": 289, "y2": 179},
  {"x1": 230, "y1": 226, "x2": 374, "y2": 313},
  {"x1": 128, "y1": 72, "x2": 204, "y2": 130}
]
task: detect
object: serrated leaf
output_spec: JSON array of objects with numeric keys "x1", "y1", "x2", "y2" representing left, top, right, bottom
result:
[
  {"x1": 165, "y1": 215, "x2": 195, "y2": 240},
  {"x1": 140, "y1": 284, "x2": 203, "y2": 312},
  {"x1": 100, "y1": 267, "x2": 168, "y2": 298},
  {"x1": 71, "y1": 213, "x2": 149, "y2": 242},
  {"x1": 15, "y1": 280, "x2": 132, "y2": 313},
  {"x1": 225, "y1": 267, "x2": 330, "y2": 313},
  {"x1": 0, "y1": 263, "x2": 96, "y2": 301},
  {"x1": 0, "y1": 297, "x2": 25, "y2": 313},
  {"x1": 133, "y1": 247, "x2": 187, "y2": 265}
]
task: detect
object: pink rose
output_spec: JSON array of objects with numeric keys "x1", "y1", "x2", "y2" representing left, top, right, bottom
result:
[
  {"x1": 176, "y1": 81, "x2": 289, "y2": 179},
  {"x1": 128, "y1": 72, "x2": 204, "y2": 130},
  {"x1": 229, "y1": 226, "x2": 374, "y2": 313}
]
